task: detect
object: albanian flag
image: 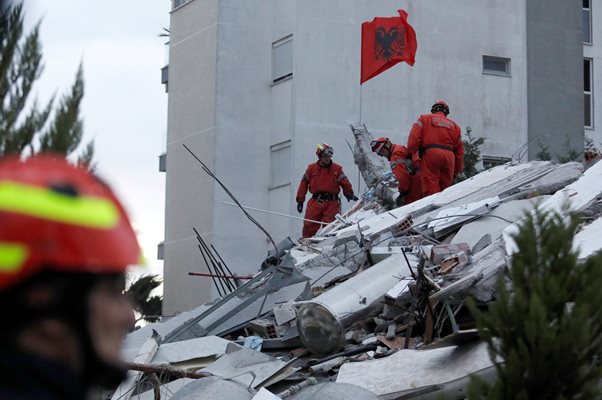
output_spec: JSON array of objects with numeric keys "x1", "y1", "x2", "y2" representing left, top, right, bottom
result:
[{"x1": 360, "y1": 9, "x2": 417, "y2": 84}]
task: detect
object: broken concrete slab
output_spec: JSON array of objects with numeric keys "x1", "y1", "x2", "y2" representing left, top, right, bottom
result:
[
  {"x1": 199, "y1": 348, "x2": 296, "y2": 390},
  {"x1": 171, "y1": 377, "x2": 255, "y2": 400},
  {"x1": 150, "y1": 335, "x2": 240, "y2": 366},
  {"x1": 288, "y1": 382, "x2": 379, "y2": 400},
  {"x1": 504, "y1": 159, "x2": 602, "y2": 255},
  {"x1": 574, "y1": 217, "x2": 602, "y2": 260},
  {"x1": 336, "y1": 342, "x2": 496, "y2": 399},
  {"x1": 450, "y1": 197, "x2": 546, "y2": 251},
  {"x1": 295, "y1": 253, "x2": 418, "y2": 356},
  {"x1": 430, "y1": 240, "x2": 507, "y2": 303}
]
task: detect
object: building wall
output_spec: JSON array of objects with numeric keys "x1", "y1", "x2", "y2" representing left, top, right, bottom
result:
[
  {"x1": 163, "y1": 0, "x2": 585, "y2": 314},
  {"x1": 163, "y1": 0, "x2": 218, "y2": 315},
  {"x1": 526, "y1": 0, "x2": 583, "y2": 160},
  {"x1": 210, "y1": 0, "x2": 298, "y2": 285}
]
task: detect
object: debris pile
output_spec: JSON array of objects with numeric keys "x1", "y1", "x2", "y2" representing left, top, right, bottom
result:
[{"x1": 114, "y1": 125, "x2": 602, "y2": 399}]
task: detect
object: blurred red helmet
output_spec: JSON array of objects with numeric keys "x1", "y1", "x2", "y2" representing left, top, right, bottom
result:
[{"x1": 0, "y1": 155, "x2": 141, "y2": 291}]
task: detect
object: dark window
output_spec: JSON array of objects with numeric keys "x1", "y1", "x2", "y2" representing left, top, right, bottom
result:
[
  {"x1": 159, "y1": 153, "x2": 166, "y2": 172},
  {"x1": 482, "y1": 56, "x2": 510, "y2": 76},
  {"x1": 583, "y1": 0, "x2": 592, "y2": 44},
  {"x1": 585, "y1": 58, "x2": 593, "y2": 128}
]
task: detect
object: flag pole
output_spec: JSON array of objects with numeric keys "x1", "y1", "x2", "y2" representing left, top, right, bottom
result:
[
  {"x1": 358, "y1": 82, "x2": 363, "y2": 193},
  {"x1": 359, "y1": 83, "x2": 363, "y2": 123}
]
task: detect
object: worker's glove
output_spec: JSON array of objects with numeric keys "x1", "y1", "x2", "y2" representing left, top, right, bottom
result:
[
  {"x1": 453, "y1": 172, "x2": 466, "y2": 184},
  {"x1": 395, "y1": 192, "x2": 406, "y2": 207},
  {"x1": 345, "y1": 194, "x2": 359, "y2": 202},
  {"x1": 297, "y1": 202, "x2": 304, "y2": 214}
]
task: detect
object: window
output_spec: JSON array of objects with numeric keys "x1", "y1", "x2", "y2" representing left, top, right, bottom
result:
[
  {"x1": 272, "y1": 35, "x2": 293, "y2": 84},
  {"x1": 161, "y1": 65, "x2": 168, "y2": 93},
  {"x1": 270, "y1": 141, "x2": 291, "y2": 188},
  {"x1": 173, "y1": 0, "x2": 191, "y2": 9},
  {"x1": 483, "y1": 56, "x2": 511, "y2": 76},
  {"x1": 157, "y1": 242, "x2": 164, "y2": 260},
  {"x1": 482, "y1": 156, "x2": 511, "y2": 170},
  {"x1": 159, "y1": 153, "x2": 166, "y2": 172},
  {"x1": 584, "y1": 0, "x2": 592, "y2": 44},
  {"x1": 585, "y1": 58, "x2": 593, "y2": 128}
]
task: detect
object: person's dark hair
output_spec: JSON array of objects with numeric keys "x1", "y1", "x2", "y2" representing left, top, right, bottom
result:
[{"x1": 0, "y1": 270, "x2": 129, "y2": 387}]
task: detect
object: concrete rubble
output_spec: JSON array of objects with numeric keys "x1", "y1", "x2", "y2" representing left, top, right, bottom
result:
[{"x1": 115, "y1": 125, "x2": 602, "y2": 399}]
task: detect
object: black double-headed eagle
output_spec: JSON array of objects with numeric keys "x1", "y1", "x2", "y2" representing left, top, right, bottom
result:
[{"x1": 374, "y1": 26, "x2": 406, "y2": 61}]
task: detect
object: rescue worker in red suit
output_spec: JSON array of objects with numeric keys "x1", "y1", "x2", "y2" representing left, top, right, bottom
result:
[
  {"x1": 406, "y1": 100, "x2": 464, "y2": 196},
  {"x1": 296, "y1": 143, "x2": 358, "y2": 238},
  {"x1": 371, "y1": 137, "x2": 422, "y2": 206}
]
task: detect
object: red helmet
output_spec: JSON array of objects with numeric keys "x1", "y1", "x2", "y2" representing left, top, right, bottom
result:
[
  {"x1": 0, "y1": 155, "x2": 141, "y2": 291},
  {"x1": 316, "y1": 143, "x2": 333, "y2": 157},
  {"x1": 370, "y1": 137, "x2": 391, "y2": 154},
  {"x1": 431, "y1": 100, "x2": 449, "y2": 115}
]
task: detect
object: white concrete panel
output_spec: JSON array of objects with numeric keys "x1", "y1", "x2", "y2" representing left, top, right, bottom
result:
[{"x1": 268, "y1": 184, "x2": 295, "y2": 241}]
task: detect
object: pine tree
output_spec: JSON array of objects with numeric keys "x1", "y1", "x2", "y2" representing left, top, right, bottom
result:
[
  {"x1": 0, "y1": 2, "x2": 94, "y2": 166},
  {"x1": 126, "y1": 274, "x2": 163, "y2": 324},
  {"x1": 458, "y1": 126, "x2": 485, "y2": 181},
  {"x1": 467, "y1": 208, "x2": 602, "y2": 399}
]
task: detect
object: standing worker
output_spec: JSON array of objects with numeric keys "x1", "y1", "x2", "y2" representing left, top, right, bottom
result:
[
  {"x1": 296, "y1": 143, "x2": 358, "y2": 238},
  {"x1": 406, "y1": 100, "x2": 464, "y2": 196},
  {"x1": 371, "y1": 137, "x2": 422, "y2": 206},
  {"x1": 0, "y1": 155, "x2": 141, "y2": 399}
]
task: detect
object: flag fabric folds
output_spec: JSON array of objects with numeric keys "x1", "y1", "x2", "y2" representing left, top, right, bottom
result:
[{"x1": 360, "y1": 9, "x2": 417, "y2": 84}]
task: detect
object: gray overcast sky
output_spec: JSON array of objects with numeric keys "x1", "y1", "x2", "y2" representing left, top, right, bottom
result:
[{"x1": 24, "y1": 1, "x2": 170, "y2": 278}]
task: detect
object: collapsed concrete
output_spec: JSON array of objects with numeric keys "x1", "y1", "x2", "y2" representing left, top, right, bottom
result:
[{"x1": 116, "y1": 125, "x2": 602, "y2": 399}]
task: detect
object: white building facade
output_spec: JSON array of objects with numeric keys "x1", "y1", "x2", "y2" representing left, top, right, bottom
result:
[{"x1": 161, "y1": 0, "x2": 589, "y2": 315}]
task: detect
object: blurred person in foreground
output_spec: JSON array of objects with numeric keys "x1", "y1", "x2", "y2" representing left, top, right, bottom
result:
[{"x1": 0, "y1": 155, "x2": 141, "y2": 399}]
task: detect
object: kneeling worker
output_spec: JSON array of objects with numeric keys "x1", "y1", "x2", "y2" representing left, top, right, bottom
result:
[
  {"x1": 371, "y1": 137, "x2": 422, "y2": 206},
  {"x1": 296, "y1": 143, "x2": 358, "y2": 238}
]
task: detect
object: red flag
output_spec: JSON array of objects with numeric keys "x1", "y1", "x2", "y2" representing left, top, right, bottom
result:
[{"x1": 360, "y1": 9, "x2": 417, "y2": 84}]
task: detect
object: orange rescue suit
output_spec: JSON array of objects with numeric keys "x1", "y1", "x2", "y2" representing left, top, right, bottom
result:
[
  {"x1": 388, "y1": 144, "x2": 422, "y2": 204},
  {"x1": 406, "y1": 112, "x2": 464, "y2": 196},
  {"x1": 296, "y1": 161, "x2": 354, "y2": 238}
]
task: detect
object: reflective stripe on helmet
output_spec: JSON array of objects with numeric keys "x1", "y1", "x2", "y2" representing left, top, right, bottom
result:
[
  {"x1": 0, "y1": 242, "x2": 28, "y2": 272},
  {"x1": 0, "y1": 181, "x2": 119, "y2": 229}
]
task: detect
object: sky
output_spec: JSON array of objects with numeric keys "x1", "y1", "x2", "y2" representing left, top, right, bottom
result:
[{"x1": 23, "y1": 1, "x2": 170, "y2": 279}]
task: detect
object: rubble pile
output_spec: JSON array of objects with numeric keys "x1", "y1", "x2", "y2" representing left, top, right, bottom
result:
[{"x1": 114, "y1": 126, "x2": 602, "y2": 399}]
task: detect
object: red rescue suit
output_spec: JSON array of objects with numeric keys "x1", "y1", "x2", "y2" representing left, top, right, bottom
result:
[
  {"x1": 388, "y1": 144, "x2": 422, "y2": 205},
  {"x1": 406, "y1": 156, "x2": 423, "y2": 204},
  {"x1": 407, "y1": 112, "x2": 464, "y2": 196},
  {"x1": 296, "y1": 161, "x2": 354, "y2": 238}
]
